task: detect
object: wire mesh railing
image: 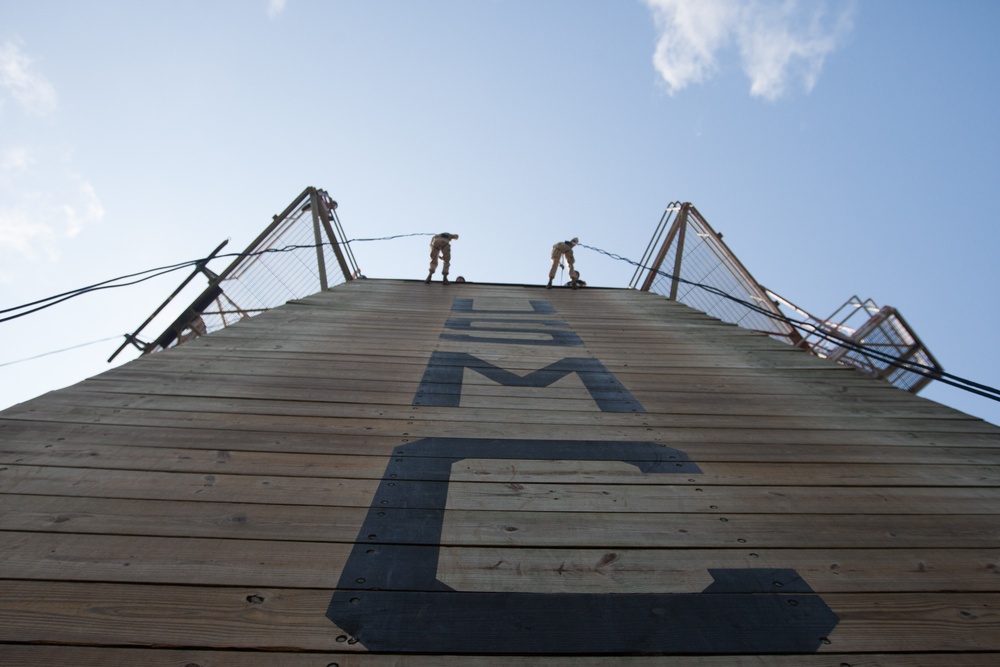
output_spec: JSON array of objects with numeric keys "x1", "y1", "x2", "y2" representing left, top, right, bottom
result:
[
  {"x1": 198, "y1": 197, "x2": 350, "y2": 336},
  {"x1": 632, "y1": 203, "x2": 797, "y2": 344},
  {"x1": 821, "y1": 301, "x2": 939, "y2": 393},
  {"x1": 632, "y1": 202, "x2": 942, "y2": 394},
  {"x1": 110, "y1": 187, "x2": 357, "y2": 360}
]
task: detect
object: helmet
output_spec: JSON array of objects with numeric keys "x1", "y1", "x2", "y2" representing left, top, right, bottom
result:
[{"x1": 571, "y1": 237, "x2": 579, "y2": 245}]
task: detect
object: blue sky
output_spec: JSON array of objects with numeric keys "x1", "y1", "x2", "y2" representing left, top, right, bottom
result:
[{"x1": 2, "y1": 0, "x2": 999, "y2": 425}]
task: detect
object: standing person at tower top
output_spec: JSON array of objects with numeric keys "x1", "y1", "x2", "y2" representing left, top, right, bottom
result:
[
  {"x1": 426, "y1": 232, "x2": 459, "y2": 284},
  {"x1": 548, "y1": 237, "x2": 578, "y2": 288}
]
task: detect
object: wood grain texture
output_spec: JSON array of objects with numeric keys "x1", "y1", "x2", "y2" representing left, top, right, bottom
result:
[
  {"x1": 2, "y1": 278, "x2": 998, "y2": 660},
  {"x1": 4, "y1": 646, "x2": 997, "y2": 666}
]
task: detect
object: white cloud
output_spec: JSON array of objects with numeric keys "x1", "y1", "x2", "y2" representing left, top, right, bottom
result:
[
  {"x1": 0, "y1": 206, "x2": 56, "y2": 261},
  {"x1": 267, "y1": 0, "x2": 288, "y2": 19},
  {"x1": 0, "y1": 175, "x2": 105, "y2": 260},
  {"x1": 647, "y1": 0, "x2": 733, "y2": 94},
  {"x1": 62, "y1": 180, "x2": 105, "y2": 238},
  {"x1": 0, "y1": 40, "x2": 57, "y2": 116},
  {"x1": 0, "y1": 42, "x2": 103, "y2": 261},
  {"x1": 1, "y1": 148, "x2": 34, "y2": 172},
  {"x1": 644, "y1": 0, "x2": 854, "y2": 100}
]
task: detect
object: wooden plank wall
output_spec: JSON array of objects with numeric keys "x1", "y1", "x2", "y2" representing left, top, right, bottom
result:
[{"x1": 1, "y1": 278, "x2": 998, "y2": 665}]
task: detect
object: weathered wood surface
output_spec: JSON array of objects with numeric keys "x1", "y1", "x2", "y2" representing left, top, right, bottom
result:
[
  {"x1": 1, "y1": 580, "x2": 998, "y2": 652},
  {"x1": 6, "y1": 393, "x2": 990, "y2": 433},
  {"x1": 5, "y1": 457, "x2": 1000, "y2": 491},
  {"x1": 3, "y1": 647, "x2": 997, "y2": 667},
  {"x1": 3, "y1": 530, "x2": 997, "y2": 593},
  {"x1": 45, "y1": 374, "x2": 970, "y2": 420},
  {"x1": 5, "y1": 433, "x2": 1000, "y2": 466},
  {"x1": 3, "y1": 492, "x2": 997, "y2": 549},
  {"x1": 4, "y1": 416, "x2": 999, "y2": 448},
  {"x1": 2, "y1": 279, "x2": 998, "y2": 661}
]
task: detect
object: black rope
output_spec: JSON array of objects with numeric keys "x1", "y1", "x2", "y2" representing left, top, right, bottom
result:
[
  {"x1": 4, "y1": 234, "x2": 997, "y2": 404},
  {"x1": 579, "y1": 243, "x2": 1000, "y2": 403},
  {"x1": 0, "y1": 234, "x2": 438, "y2": 324},
  {"x1": 346, "y1": 232, "x2": 437, "y2": 243}
]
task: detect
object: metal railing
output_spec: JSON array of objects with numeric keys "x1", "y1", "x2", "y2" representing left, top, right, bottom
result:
[
  {"x1": 630, "y1": 202, "x2": 800, "y2": 344},
  {"x1": 766, "y1": 292, "x2": 941, "y2": 393},
  {"x1": 110, "y1": 186, "x2": 357, "y2": 360},
  {"x1": 631, "y1": 202, "x2": 941, "y2": 393}
]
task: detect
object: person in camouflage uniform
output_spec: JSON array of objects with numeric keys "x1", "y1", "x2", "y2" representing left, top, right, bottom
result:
[
  {"x1": 548, "y1": 237, "x2": 578, "y2": 288},
  {"x1": 426, "y1": 232, "x2": 459, "y2": 284}
]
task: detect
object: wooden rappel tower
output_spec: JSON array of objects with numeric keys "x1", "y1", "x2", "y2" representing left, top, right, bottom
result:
[{"x1": 1, "y1": 189, "x2": 998, "y2": 664}]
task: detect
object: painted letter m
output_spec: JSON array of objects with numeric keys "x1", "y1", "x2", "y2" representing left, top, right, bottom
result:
[{"x1": 412, "y1": 351, "x2": 644, "y2": 412}]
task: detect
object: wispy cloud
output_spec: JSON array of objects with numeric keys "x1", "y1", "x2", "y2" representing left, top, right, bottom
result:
[
  {"x1": 0, "y1": 43, "x2": 104, "y2": 262},
  {"x1": 0, "y1": 147, "x2": 34, "y2": 171},
  {"x1": 0, "y1": 40, "x2": 57, "y2": 116},
  {"x1": 62, "y1": 179, "x2": 105, "y2": 239},
  {"x1": 0, "y1": 206, "x2": 56, "y2": 261},
  {"x1": 0, "y1": 174, "x2": 105, "y2": 260},
  {"x1": 267, "y1": 0, "x2": 288, "y2": 19},
  {"x1": 644, "y1": 0, "x2": 854, "y2": 100}
]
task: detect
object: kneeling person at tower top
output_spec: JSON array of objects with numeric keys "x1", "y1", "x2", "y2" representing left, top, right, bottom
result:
[{"x1": 426, "y1": 232, "x2": 459, "y2": 284}]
